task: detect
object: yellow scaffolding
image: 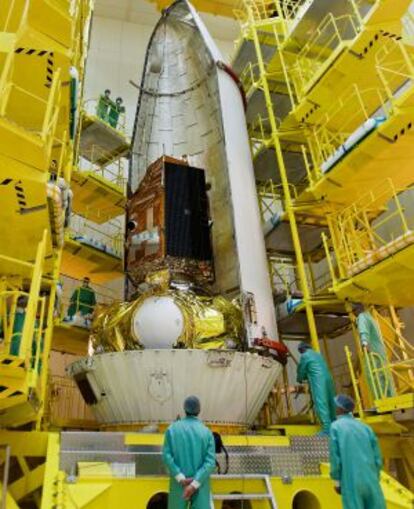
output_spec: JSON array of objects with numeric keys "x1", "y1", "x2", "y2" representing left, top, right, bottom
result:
[
  {"x1": 237, "y1": 0, "x2": 414, "y2": 428},
  {"x1": 0, "y1": 0, "x2": 93, "y2": 433}
]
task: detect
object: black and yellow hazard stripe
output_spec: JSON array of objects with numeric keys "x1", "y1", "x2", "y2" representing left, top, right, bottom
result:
[{"x1": 14, "y1": 48, "x2": 55, "y2": 88}]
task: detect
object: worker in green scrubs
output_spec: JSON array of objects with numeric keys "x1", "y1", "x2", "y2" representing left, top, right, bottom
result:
[
  {"x1": 297, "y1": 342, "x2": 337, "y2": 435},
  {"x1": 163, "y1": 396, "x2": 216, "y2": 509},
  {"x1": 96, "y1": 89, "x2": 112, "y2": 121},
  {"x1": 67, "y1": 277, "x2": 96, "y2": 318},
  {"x1": 10, "y1": 295, "x2": 29, "y2": 356},
  {"x1": 353, "y1": 304, "x2": 394, "y2": 399},
  {"x1": 330, "y1": 394, "x2": 386, "y2": 509},
  {"x1": 10, "y1": 295, "x2": 42, "y2": 372},
  {"x1": 108, "y1": 97, "x2": 125, "y2": 129}
]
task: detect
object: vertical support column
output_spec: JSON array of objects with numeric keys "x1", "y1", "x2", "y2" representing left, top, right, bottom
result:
[
  {"x1": 40, "y1": 434, "x2": 61, "y2": 509},
  {"x1": 36, "y1": 251, "x2": 62, "y2": 430},
  {"x1": 249, "y1": 10, "x2": 320, "y2": 351},
  {"x1": 20, "y1": 230, "x2": 47, "y2": 362}
]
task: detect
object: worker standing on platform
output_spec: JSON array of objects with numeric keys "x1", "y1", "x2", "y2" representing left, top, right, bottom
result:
[
  {"x1": 67, "y1": 277, "x2": 96, "y2": 320},
  {"x1": 10, "y1": 295, "x2": 29, "y2": 356},
  {"x1": 10, "y1": 295, "x2": 42, "y2": 371},
  {"x1": 330, "y1": 394, "x2": 386, "y2": 509},
  {"x1": 162, "y1": 396, "x2": 216, "y2": 509},
  {"x1": 297, "y1": 342, "x2": 336, "y2": 435},
  {"x1": 353, "y1": 304, "x2": 394, "y2": 399},
  {"x1": 96, "y1": 89, "x2": 112, "y2": 121},
  {"x1": 108, "y1": 97, "x2": 125, "y2": 129}
]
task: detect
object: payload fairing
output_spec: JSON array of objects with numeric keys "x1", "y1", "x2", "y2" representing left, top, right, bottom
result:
[{"x1": 69, "y1": 0, "x2": 282, "y2": 428}]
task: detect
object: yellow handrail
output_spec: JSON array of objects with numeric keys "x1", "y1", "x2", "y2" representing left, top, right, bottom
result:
[
  {"x1": 0, "y1": 52, "x2": 15, "y2": 116},
  {"x1": 325, "y1": 179, "x2": 413, "y2": 279},
  {"x1": 292, "y1": 13, "x2": 359, "y2": 98},
  {"x1": 2, "y1": 0, "x2": 29, "y2": 32},
  {"x1": 42, "y1": 69, "x2": 62, "y2": 139},
  {"x1": 83, "y1": 97, "x2": 128, "y2": 135},
  {"x1": 345, "y1": 346, "x2": 365, "y2": 417}
]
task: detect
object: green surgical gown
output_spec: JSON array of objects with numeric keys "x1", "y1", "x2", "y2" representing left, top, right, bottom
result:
[
  {"x1": 297, "y1": 349, "x2": 336, "y2": 434},
  {"x1": 10, "y1": 310, "x2": 26, "y2": 356},
  {"x1": 67, "y1": 286, "x2": 96, "y2": 317},
  {"x1": 162, "y1": 416, "x2": 216, "y2": 509},
  {"x1": 356, "y1": 311, "x2": 394, "y2": 398},
  {"x1": 330, "y1": 413, "x2": 386, "y2": 509}
]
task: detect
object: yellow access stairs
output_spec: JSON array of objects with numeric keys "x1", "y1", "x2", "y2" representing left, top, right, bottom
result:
[
  {"x1": 0, "y1": 233, "x2": 52, "y2": 427},
  {"x1": 212, "y1": 475, "x2": 277, "y2": 509}
]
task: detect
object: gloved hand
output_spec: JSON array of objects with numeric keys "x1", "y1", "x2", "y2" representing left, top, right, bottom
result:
[
  {"x1": 183, "y1": 485, "x2": 197, "y2": 500},
  {"x1": 334, "y1": 486, "x2": 341, "y2": 495},
  {"x1": 180, "y1": 478, "x2": 193, "y2": 487}
]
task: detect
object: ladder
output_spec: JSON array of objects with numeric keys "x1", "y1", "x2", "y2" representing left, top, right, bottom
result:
[{"x1": 211, "y1": 474, "x2": 278, "y2": 509}]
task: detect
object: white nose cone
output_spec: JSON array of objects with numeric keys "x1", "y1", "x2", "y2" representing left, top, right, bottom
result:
[{"x1": 132, "y1": 296, "x2": 184, "y2": 349}]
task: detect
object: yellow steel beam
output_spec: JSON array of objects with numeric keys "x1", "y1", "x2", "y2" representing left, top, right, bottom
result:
[
  {"x1": 71, "y1": 170, "x2": 126, "y2": 224},
  {"x1": 381, "y1": 470, "x2": 414, "y2": 509},
  {"x1": 61, "y1": 237, "x2": 123, "y2": 285},
  {"x1": 52, "y1": 322, "x2": 89, "y2": 355},
  {"x1": 9, "y1": 463, "x2": 45, "y2": 502},
  {"x1": 149, "y1": 0, "x2": 238, "y2": 18},
  {"x1": 40, "y1": 433, "x2": 60, "y2": 509},
  {"x1": 365, "y1": 414, "x2": 408, "y2": 435},
  {"x1": 0, "y1": 431, "x2": 49, "y2": 456},
  {"x1": 374, "y1": 393, "x2": 414, "y2": 414},
  {"x1": 333, "y1": 244, "x2": 414, "y2": 307},
  {"x1": 248, "y1": 7, "x2": 320, "y2": 350},
  {"x1": 37, "y1": 250, "x2": 62, "y2": 429},
  {"x1": 124, "y1": 433, "x2": 290, "y2": 447}
]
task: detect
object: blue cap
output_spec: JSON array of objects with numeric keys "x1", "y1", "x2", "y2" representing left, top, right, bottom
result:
[
  {"x1": 184, "y1": 396, "x2": 201, "y2": 416},
  {"x1": 335, "y1": 394, "x2": 355, "y2": 413},
  {"x1": 298, "y1": 341, "x2": 312, "y2": 353}
]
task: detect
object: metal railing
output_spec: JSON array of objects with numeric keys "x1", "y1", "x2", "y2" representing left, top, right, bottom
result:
[
  {"x1": 0, "y1": 231, "x2": 50, "y2": 400},
  {"x1": 307, "y1": 40, "x2": 414, "y2": 181},
  {"x1": 268, "y1": 254, "x2": 333, "y2": 302},
  {"x1": 257, "y1": 180, "x2": 284, "y2": 220},
  {"x1": 372, "y1": 309, "x2": 414, "y2": 399},
  {"x1": 376, "y1": 40, "x2": 414, "y2": 106},
  {"x1": 307, "y1": 84, "x2": 389, "y2": 179},
  {"x1": 324, "y1": 180, "x2": 414, "y2": 281},
  {"x1": 69, "y1": 214, "x2": 124, "y2": 259},
  {"x1": 236, "y1": 0, "x2": 309, "y2": 24},
  {"x1": 56, "y1": 274, "x2": 120, "y2": 324},
  {"x1": 235, "y1": 0, "x2": 279, "y2": 22},
  {"x1": 83, "y1": 97, "x2": 128, "y2": 135},
  {"x1": 1, "y1": 0, "x2": 29, "y2": 32},
  {"x1": 79, "y1": 144, "x2": 128, "y2": 190},
  {"x1": 291, "y1": 13, "x2": 359, "y2": 99}
]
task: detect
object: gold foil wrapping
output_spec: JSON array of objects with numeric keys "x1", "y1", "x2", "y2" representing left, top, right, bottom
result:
[
  {"x1": 90, "y1": 301, "x2": 140, "y2": 352},
  {"x1": 91, "y1": 290, "x2": 242, "y2": 352}
]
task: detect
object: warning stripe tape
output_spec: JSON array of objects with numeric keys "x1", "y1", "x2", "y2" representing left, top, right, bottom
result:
[{"x1": 14, "y1": 48, "x2": 55, "y2": 88}]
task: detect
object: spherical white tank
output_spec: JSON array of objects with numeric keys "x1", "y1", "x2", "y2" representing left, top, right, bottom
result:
[{"x1": 131, "y1": 296, "x2": 184, "y2": 349}]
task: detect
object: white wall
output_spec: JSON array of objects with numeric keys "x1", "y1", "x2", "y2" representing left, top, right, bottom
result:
[{"x1": 84, "y1": 14, "x2": 237, "y2": 135}]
